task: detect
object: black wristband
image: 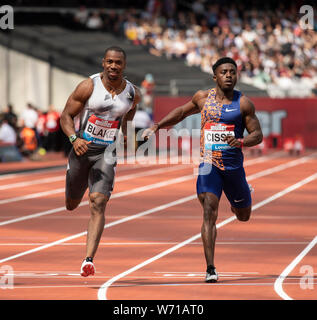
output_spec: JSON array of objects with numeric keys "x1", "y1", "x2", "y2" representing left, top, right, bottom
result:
[{"x1": 69, "y1": 134, "x2": 77, "y2": 144}]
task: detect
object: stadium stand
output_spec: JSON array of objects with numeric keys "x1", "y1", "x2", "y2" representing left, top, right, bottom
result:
[
  {"x1": 7, "y1": 0, "x2": 306, "y2": 96},
  {"x1": 1, "y1": 0, "x2": 316, "y2": 163},
  {"x1": 0, "y1": 24, "x2": 268, "y2": 96},
  {"x1": 2, "y1": 0, "x2": 316, "y2": 97}
]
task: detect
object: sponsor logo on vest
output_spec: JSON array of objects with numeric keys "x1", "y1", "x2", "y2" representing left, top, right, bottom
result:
[{"x1": 225, "y1": 108, "x2": 236, "y2": 112}]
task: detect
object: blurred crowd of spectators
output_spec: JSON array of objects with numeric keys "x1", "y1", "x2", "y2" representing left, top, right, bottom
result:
[
  {"x1": 7, "y1": 0, "x2": 146, "y2": 8},
  {"x1": 69, "y1": 0, "x2": 317, "y2": 97},
  {"x1": 0, "y1": 103, "x2": 71, "y2": 162},
  {"x1": 0, "y1": 69, "x2": 156, "y2": 162}
]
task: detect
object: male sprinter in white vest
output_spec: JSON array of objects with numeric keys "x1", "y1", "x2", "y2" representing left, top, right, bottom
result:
[
  {"x1": 60, "y1": 46, "x2": 141, "y2": 276},
  {"x1": 143, "y1": 57, "x2": 263, "y2": 283}
]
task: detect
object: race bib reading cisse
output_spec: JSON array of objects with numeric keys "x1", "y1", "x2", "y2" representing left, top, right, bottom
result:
[
  {"x1": 83, "y1": 115, "x2": 119, "y2": 145},
  {"x1": 204, "y1": 122, "x2": 235, "y2": 151}
]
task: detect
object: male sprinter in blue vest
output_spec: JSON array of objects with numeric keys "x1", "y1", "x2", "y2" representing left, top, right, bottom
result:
[{"x1": 143, "y1": 57, "x2": 263, "y2": 282}]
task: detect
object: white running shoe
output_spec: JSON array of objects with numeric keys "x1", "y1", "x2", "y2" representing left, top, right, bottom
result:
[
  {"x1": 80, "y1": 257, "x2": 95, "y2": 277},
  {"x1": 205, "y1": 265, "x2": 218, "y2": 283}
]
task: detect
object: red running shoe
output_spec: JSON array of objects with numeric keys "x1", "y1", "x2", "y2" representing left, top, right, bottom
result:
[{"x1": 80, "y1": 257, "x2": 95, "y2": 277}]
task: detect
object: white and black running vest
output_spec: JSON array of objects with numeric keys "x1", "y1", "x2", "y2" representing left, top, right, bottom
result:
[{"x1": 78, "y1": 73, "x2": 135, "y2": 149}]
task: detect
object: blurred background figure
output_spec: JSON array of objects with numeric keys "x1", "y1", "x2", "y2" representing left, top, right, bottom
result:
[
  {"x1": 293, "y1": 135, "x2": 305, "y2": 156},
  {"x1": 36, "y1": 110, "x2": 48, "y2": 151},
  {"x1": 133, "y1": 106, "x2": 153, "y2": 150},
  {"x1": 0, "y1": 117, "x2": 17, "y2": 146},
  {"x1": 20, "y1": 103, "x2": 38, "y2": 131},
  {"x1": 141, "y1": 73, "x2": 155, "y2": 118},
  {"x1": 45, "y1": 105, "x2": 61, "y2": 152},
  {"x1": 20, "y1": 103, "x2": 42, "y2": 152},
  {"x1": 73, "y1": 5, "x2": 89, "y2": 29},
  {"x1": 86, "y1": 11, "x2": 103, "y2": 30},
  {"x1": 2, "y1": 104, "x2": 18, "y2": 131},
  {"x1": 19, "y1": 120, "x2": 38, "y2": 157},
  {"x1": 0, "y1": 116, "x2": 22, "y2": 162},
  {"x1": 249, "y1": 138, "x2": 267, "y2": 156},
  {"x1": 283, "y1": 135, "x2": 305, "y2": 156}
]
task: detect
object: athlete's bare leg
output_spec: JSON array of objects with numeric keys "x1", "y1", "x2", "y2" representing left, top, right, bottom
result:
[
  {"x1": 65, "y1": 197, "x2": 82, "y2": 211},
  {"x1": 86, "y1": 192, "x2": 108, "y2": 258},
  {"x1": 231, "y1": 206, "x2": 251, "y2": 222},
  {"x1": 198, "y1": 192, "x2": 219, "y2": 267}
]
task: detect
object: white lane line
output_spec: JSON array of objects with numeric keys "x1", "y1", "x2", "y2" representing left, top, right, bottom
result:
[
  {"x1": 0, "y1": 150, "x2": 308, "y2": 183},
  {"x1": 0, "y1": 155, "x2": 174, "y2": 182},
  {"x1": 2, "y1": 285, "x2": 100, "y2": 289},
  {"x1": 0, "y1": 164, "x2": 190, "y2": 205},
  {"x1": 0, "y1": 195, "x2": 196, "y2": 264},
  {"x1": 0, "y1": 167, "x2": 66, "y2": 181},
  {"x1": 0, "y1": 188, "x2": 65, "y2": 205},
  {"x1": 250, "y1": 172, "x2": 317, "y2": 211},
  {"x1": 2, "y1": 152, "x2": 312, "y2": 207},
  {"x1": 0, "y1": 175, "x2": 194, "y2": 227},
  {"x1": 154, "y1": 271, "x2": 259, "y2": 274},
  {"x1": 97, "y1": 171, "x2": 317, "y2": 300},
  {"x1": 0, "y1": 163, "x2": 189, "y2": 191},
  {"x1": 104, "y1": 281, "x2": 317, "y2": 288},
  {"x1": 0, "y1": 155, "x2": 313, "y2": 259},
  {"x1": 0, "y1": 241, "x2": 311, "y2": 246},
  {"x1": 8, "y1": 282, "x2": 317, "y2": 290},
  {"x1": 0, "y1": 272, "x2": 257, "y2": 278},
  {"x1": 0, "y1": 176, "x2": 65, "y2": 190},
  {"x1": 246, "y1": 156, "x2": 311, "y2": 180},
  {"x1": 0, "y1": 154, "x2": 309, "y2": 221},
  {"x1": 113, "y1": 164, "x2": 190, "y2": 182},
  {"x1": 0, "y1": 157, "x2": 314, "y2": 269},
  {"x1": 274, "y1": 235, "x2": 317, "y2": 300},
  {"x1": 0, "y1": 154, "x2": 272, "y2": 220},
  {"x1": 0, "y1": 152, "x2": 282, "y2": 190},
  {"x1": 0, "y1": 153, "x2": 287, "y2": 204},
  {"x1": 0, "y1": 271, "x2": 259, "y2": 277}
]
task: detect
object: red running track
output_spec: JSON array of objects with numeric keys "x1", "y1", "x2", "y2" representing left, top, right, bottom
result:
[{"x1": 0, "y1": 151, "x2": 316, "y2": 300}]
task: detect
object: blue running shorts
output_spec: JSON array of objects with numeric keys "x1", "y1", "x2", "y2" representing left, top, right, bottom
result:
[{"x1": 196, "y1": 163, "x2": 251, "y2": 208}]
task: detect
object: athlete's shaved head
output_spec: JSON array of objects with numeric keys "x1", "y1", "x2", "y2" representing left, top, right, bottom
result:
[
  {"x1": 104, "y1": 46, "x2": 126, "y2": 60},
  {"x1": 212, "y1": 57, "x2": 237, "y2": 74}
]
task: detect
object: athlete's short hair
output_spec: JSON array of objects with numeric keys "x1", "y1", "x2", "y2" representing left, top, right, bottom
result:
[
  {"x1": 104, "y1": 46, "x2": 126, "y2": 60},
  {"x1": 212, "y1": 57, "x2": 237, "y2": 74}
]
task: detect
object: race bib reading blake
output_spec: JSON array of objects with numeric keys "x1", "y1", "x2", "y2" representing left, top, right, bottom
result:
[
  {"x1": 83, "y1": 115, "x2": 119, "y2": 145},
  {"x1": 204, "y1": 122, "x2": 235, "y2": 151}
]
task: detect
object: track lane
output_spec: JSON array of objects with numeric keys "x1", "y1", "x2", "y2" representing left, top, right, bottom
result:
[
  {"x1": 0, "y1": 154, "x2": 312, "y2": 223},
  {"x1": 102, "y1": 159, "x2": 317, "y2": 300},
  {"x1": 0, "y1": 154, "x2": 316, "y2": 300}
]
